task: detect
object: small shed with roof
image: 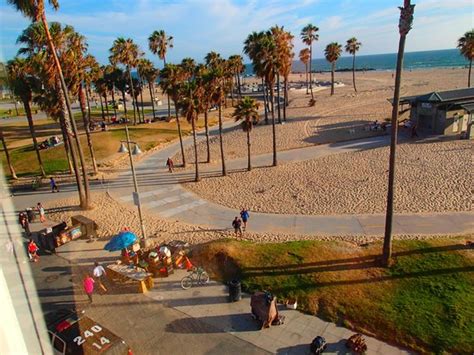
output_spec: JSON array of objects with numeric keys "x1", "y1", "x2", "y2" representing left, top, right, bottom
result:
[{"x1": 397, "y1": 87, "x2": 474, "y2": 138}]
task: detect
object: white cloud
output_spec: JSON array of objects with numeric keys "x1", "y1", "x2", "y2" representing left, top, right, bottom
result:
[{"x1": 321, "y1": 16, "x2": 343, "y2": 30}]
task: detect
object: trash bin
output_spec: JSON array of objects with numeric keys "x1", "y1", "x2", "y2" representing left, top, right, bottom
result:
[
  {"x1": 229, "y1": 279, "x2": 242, "y2": 302},
  {"x1": 71, "y1": 215, "x2": 98, "y2": 239}
]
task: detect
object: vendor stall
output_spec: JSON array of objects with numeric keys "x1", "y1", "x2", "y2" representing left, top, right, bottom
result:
[{"x1": 107, "y1": 264, "x2": 154, "y2": 293}]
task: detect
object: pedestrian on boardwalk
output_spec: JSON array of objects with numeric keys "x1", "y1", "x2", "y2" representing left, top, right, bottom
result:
[
  {"x1": 27, "y1": 239, "x2": 39, "y2": 262},
  {"x1": 232, "y1": 217, "x2": 243, "y2": 237},
  {"x1": 37, "y1": 203, "x2": 46, "y2": 223},
  {"x1": 19, "y1": 211, "x2": 31, "y2": 236},
  {"x1": 240, "y1": 209, "x2": 250, "y2": 231},
  {"x1": 166, "y1": 157, "x2": 174, "y2": 173},
  {"x1": 83, "y1": 274, "x2": 95, "y2": 303},
  {"x1": 50, "y1": 177, "x2": 59, "y2": 193},
  {"x1": 93, "y1": 262, "x2": 108, "y2": 294}
]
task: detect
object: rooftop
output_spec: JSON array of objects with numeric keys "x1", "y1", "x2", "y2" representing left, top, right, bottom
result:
[{"x1": 396, "y1": 87, "x2": 474, "y2": 105}]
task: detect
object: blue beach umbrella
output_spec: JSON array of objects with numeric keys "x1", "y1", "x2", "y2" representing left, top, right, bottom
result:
[{"x1": 104, "y1": 231, "x2": 138, "y2": 252}]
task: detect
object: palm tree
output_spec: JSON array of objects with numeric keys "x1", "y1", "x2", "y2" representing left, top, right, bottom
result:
[
  {"x1": 180, "y1": 80, "x2": 201, "y2": 181},
  {"x1": 324, "y1": 42, "x2": 342, "y2": 95},
  {"x1": 229, "y1": 55, "x2": 244, "y2": 98},
  {"x1": 233, "y1": 96, "x2": 259, "y2": 171},
  {"x1": 0, "y1": 130, "x2": 17, "y2": 179},
  {"x1": 110, "y1": 37, "x2": 142, "y2": 125},
  {"x1": 159, "y1": 64, "x2": 186, "y2": 167},
  {"x1": 149, "y1": 30, "x2": 173, "y2": 118},
  {"x1": 300, "y1": 24, "x2": 319, "y2": 101},
  {"x1": 457, "y1": 30, "x2": 474, "y2": 87},
  {"x1": 9, "y1": 0, "x2": 90, "y2": 208},
  {"x1": 299, "y1": 48, "x2": 310, "y2": 95},
  {"x1": 345, "y1": 37, "x2": 362, "y2": 92},
  {"x1": 7, "y1": 57, "x2": 46, "y2": 177},
  {"x1": 382, "y1": 0, "x2": 415, "y2": 267},
  {"x1": 137, "y1": 58, "x2": 158, "y2": 120}
]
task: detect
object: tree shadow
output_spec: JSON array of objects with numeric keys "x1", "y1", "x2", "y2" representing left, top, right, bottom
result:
[{"x1": 165, "y1": 313, "x2": 261, "y2": 334}]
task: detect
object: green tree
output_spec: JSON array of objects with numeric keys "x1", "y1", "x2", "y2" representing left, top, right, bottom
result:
[
  {"x1": 457, "y1": 29, "x2": 474, "y2": 87},
  {"x1": 324, "y1": 42, "x2": 342, "y2": 95},
  {"x1": 0, "y1": 130, "x2": 17, "y2": 179},
  {"x1": 300, "y1": 24, "x2": 319, "y2": 101},
  {"x1": 299, "y1": 48, "x2": 310, "y2": 95},
  {"x1": 233, "y1": 96, "x2": 260, "y2": 171},
  {"x1": 345, "y1": 37, "x2": 362, "y2": 92}
]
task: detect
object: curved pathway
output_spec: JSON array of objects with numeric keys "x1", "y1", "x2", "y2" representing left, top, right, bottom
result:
[{"x1": 103, "y1": 121, "x2": 473, "y2": 237}]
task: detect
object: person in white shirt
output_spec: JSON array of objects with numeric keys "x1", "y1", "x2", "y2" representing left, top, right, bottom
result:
[{"x1": 93, "y1": 261, "x2": 108, "y2": 293}]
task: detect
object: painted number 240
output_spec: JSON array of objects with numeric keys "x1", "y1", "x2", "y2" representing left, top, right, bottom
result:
[{"x1": 73, "y1": 325, "x2": 110, "y2": 349}]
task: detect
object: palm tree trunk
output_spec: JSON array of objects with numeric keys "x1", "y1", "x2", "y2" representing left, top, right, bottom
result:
[
  {"x1": 174, "y1": 100, "x2": 186, "y2": 167},
  {"x1": 13, "y1": 100, "x2": 19, "y2": 116},
  {"x1": 79, "y1": 84, "x2": 98, "y2": 174},
  {"x1": 262, "y1": 78, "x2": 268, "y2": 124},
  {"x1": 59, "y1": 119, "x2": 73, "y2": 174},
  {"x1": 468, "y1": 59, "x2": 472, "y2": 87},
  {"x1": 99, "y1": 94, "x2": 105, "y2": 120},
  {"x1": 121, "y1": 89, "x2": 128, "y2": 118},
  {"x1": 41, "y1": 12, "x2": 90, "y2": 208},
  {"x1": 1, "y1": 133, "x2": 17, "y2": 179},
  {"x1": 111, "y1": 85, "x2": 118, "y2": 118},
  {"x1": 270, "y1": 82, "x2": 277, "y2": 167},
  {"x1": 230, "y1": 77, "x2": 235, "y2": 106},
  {"x1": 191, "y1": 117, "x2": 200, "y2": 182},
  {"x1": 246, "y1": 125, "x2": 251, "y2": 171},
  {"x1": 139, "y1": 83, "x2": 145, "y2": 122},
  {"x1": 382, "y1": 32, "x2": 408, "y2": 268},
  {"x1": 236, "y1": 73, "x2": 242, "y2": 98},
  {"x1": 331, "y1": 62, "x2": 335, "y2": 95},
  {"x1": 276, "y1": 73, "x2": 281, "y2": 124},
  {"x1": 305, "y1": 63, "x2": 309, "y2": 95},
  {"x1": 352, "y1": 53, "x2": 357, "y2": 92},
  {"x1": 309, "y1": 44, "x2": 314, "y2": 100},
  {"x1": 283, "y1": 77, "x2": 288, "y2": 122},
  {"x1": 85, "y1": 85, "x2": 92, "y2": 122},
  {"x1": 163, "y1": 57, "x2": 171, "y2": 119},
  {"x1": 149, "y1": 83, "x2": 156, "y2": 120},
  {"x1": 104, "y1": 91, "x2": 110, "y2": 122},
  {"x1": 24, "y1": 100, "x2": 46, "y2": 177},
  {"x1": 218, "y1": 102, "x2": 227, "y2": 176},
  {"x1": 204, "y1": 110, "x2": 210, "y2": 163},
  {"x1": 127, "y1": 67, "x2": 137, "y2": 125}
]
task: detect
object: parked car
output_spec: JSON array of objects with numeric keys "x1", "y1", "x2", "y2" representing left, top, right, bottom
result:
[{"x1": 45, "y1": 309, "x2": 132, "y2": 355}]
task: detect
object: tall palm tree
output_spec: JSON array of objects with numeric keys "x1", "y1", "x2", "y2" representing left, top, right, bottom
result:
[
  {"x1": 180, "y1": 80, "x2": 201, "y2": 181},
  {"x1": 109, "y1": 37, "x2": 142, "y2": 125},
  {"x1": 149, "y1": 30, "x2": 173, "y2": 118},
  {"x1": 457, "y1": 29, "x2": 474, "y2": 87},
  {"x1": 0, "y1": 130, "x2": 17, "y2": 179},
  {"x1": 159, "y1": 64, "x2": 186, "y2": 167},
  {"x1": 345, "y1": 37, "x2": 362, "y2": 92},
  {"x1": 324, "y1": 42, "x2": 342, "y2": 95},
  {"x1": 9, "y1": 0, "x2": 90, "y2": 208},
  {"x1": 196, "y1": 65, "x2": 213, "y2": 163},
  {"x1": 229, "y1": 55, "x2": 244, "y2": 98},
  {"x1": 233, "y1": 96, "x2": 259, "y2": 171},
  {"x1": 7, "y1": 57, "x2": 46, "y2": 177},
  {"x1": 299, "y1": 48, "x2": 310, "y2": 95},
  {"x1": 300, "y1": 24, "x2": 319, "y2": 101},
  {"x1": 382, "y1": 0, "x2": 415, "y2": 267},
  {"x1": 137, "y1": 58, "x2": 158, "y2": 121}
]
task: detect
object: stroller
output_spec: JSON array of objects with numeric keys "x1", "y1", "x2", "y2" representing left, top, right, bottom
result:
[{"x1": 250, "y1": 291, "x2": 285, "y2": 329}]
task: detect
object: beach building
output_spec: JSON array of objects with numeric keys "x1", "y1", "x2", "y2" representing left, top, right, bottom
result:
[{"x1": 398, "y1": 87, "x2": 474, "y2": 139}]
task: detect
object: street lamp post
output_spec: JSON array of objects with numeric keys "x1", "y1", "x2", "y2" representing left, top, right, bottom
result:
[{"x1": 119, "y1": 125, "x2": 147, "y2": 246}]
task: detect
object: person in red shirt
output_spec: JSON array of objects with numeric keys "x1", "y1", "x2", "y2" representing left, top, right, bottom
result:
[{"x1": 27, "y1": 239, "x2": 39, "y2": 262}]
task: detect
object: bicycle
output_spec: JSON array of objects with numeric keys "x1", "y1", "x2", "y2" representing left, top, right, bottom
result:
[{"x1": 180, "y1": 267, "x2": 210, "y2": 290}]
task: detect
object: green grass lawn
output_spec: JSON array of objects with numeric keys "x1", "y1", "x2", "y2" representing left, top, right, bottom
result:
[
  {"x1": 0, "y1": 105, "x2": 40, "y2": 118},
  {"x1": 193, "y1": 238, "x2": 474, "y2": 353}
]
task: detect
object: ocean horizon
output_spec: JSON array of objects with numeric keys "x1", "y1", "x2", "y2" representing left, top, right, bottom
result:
[{"x1": 244, "y1": 48, "x2": 469, "y2": 75}]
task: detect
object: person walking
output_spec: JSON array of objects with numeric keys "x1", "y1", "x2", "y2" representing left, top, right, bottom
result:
[
  {"x1": 166, "y1": 157, "x2": 174, "y2": 173},
  {"x1": 19, "y1": 211, "x2": 31, "y2": 237},
  {"x1": 50, "y1": 177, "x2": 59, "y2": 193},
  {"x1": 93, "y1": 262, "x2": 108, "y2": 294},
  {"x1": 83, "y1": 274, "x2": 95, "y2": 303},
  {"x1": 240, "y1": 209, "x2": 250, "y2": 231},
  {"x1": 27, "y1": 239, "x2": 39, "y2": 262},
  {"x1": 232, "y1": 217, "x2": 243, "y2": 237},
  {"x1": 37, "y1": 203, "x2": 46, "y2": 223}
]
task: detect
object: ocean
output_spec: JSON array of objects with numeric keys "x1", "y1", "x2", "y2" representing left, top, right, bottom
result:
[{"x1": 244, "y1": 48, "x2": 469, "y2": 75}]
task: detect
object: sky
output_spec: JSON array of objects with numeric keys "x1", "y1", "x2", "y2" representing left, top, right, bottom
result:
[{"x1": 0, "y1": 0, "x2": 472, "y2": 66}]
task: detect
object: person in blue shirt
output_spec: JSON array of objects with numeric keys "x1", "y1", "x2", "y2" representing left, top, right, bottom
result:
[{"x1": 240, "y1": 209, "x2": 250, "y2": 231}]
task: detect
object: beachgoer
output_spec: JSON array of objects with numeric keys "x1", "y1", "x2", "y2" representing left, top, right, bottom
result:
[
  {"x1": 93, "y1": 262, "x2": 108, "y2": 293},
  {"x1": 37, "y1": 203, "x2": 46, "y2": 223},
  {"x1": 83, "y1": 274, "x2": 95, "y2": 303},
  {"x1": 232, "y1": 217, "x2": 243, "y2": 237},
  {"x1": 166, "y1": 157, "x2": 174, "y2": 173},
  {"x1": 240, "y1": 209, "x2": 250, "y2": 231},
  {"x1": 50, "y1": 177, "x2": 59, "y2": 193},
  {"x1": 27, "y1": 239, "x2": 39, "y2": 262},
  {"x1": 19, "y1": 211, "x2": 31, "y2": 236}
]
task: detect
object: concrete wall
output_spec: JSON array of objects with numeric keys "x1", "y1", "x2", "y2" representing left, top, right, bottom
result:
[{"x1": 444, "y1": 109, "x2": 467, "y2": 136}]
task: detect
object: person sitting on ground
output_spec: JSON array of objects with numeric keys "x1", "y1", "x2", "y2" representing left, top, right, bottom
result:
[
  {"x1": 27, "y1": 239, "x2": 39, "y2": 262},
  {"x1": 232, "y1": 217, "x2": 243, "y2": 237}
]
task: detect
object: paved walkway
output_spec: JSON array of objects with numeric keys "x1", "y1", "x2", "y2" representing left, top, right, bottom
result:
[{"x1": 102, "y1": 123, "x2": 473, "y2": 236}]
